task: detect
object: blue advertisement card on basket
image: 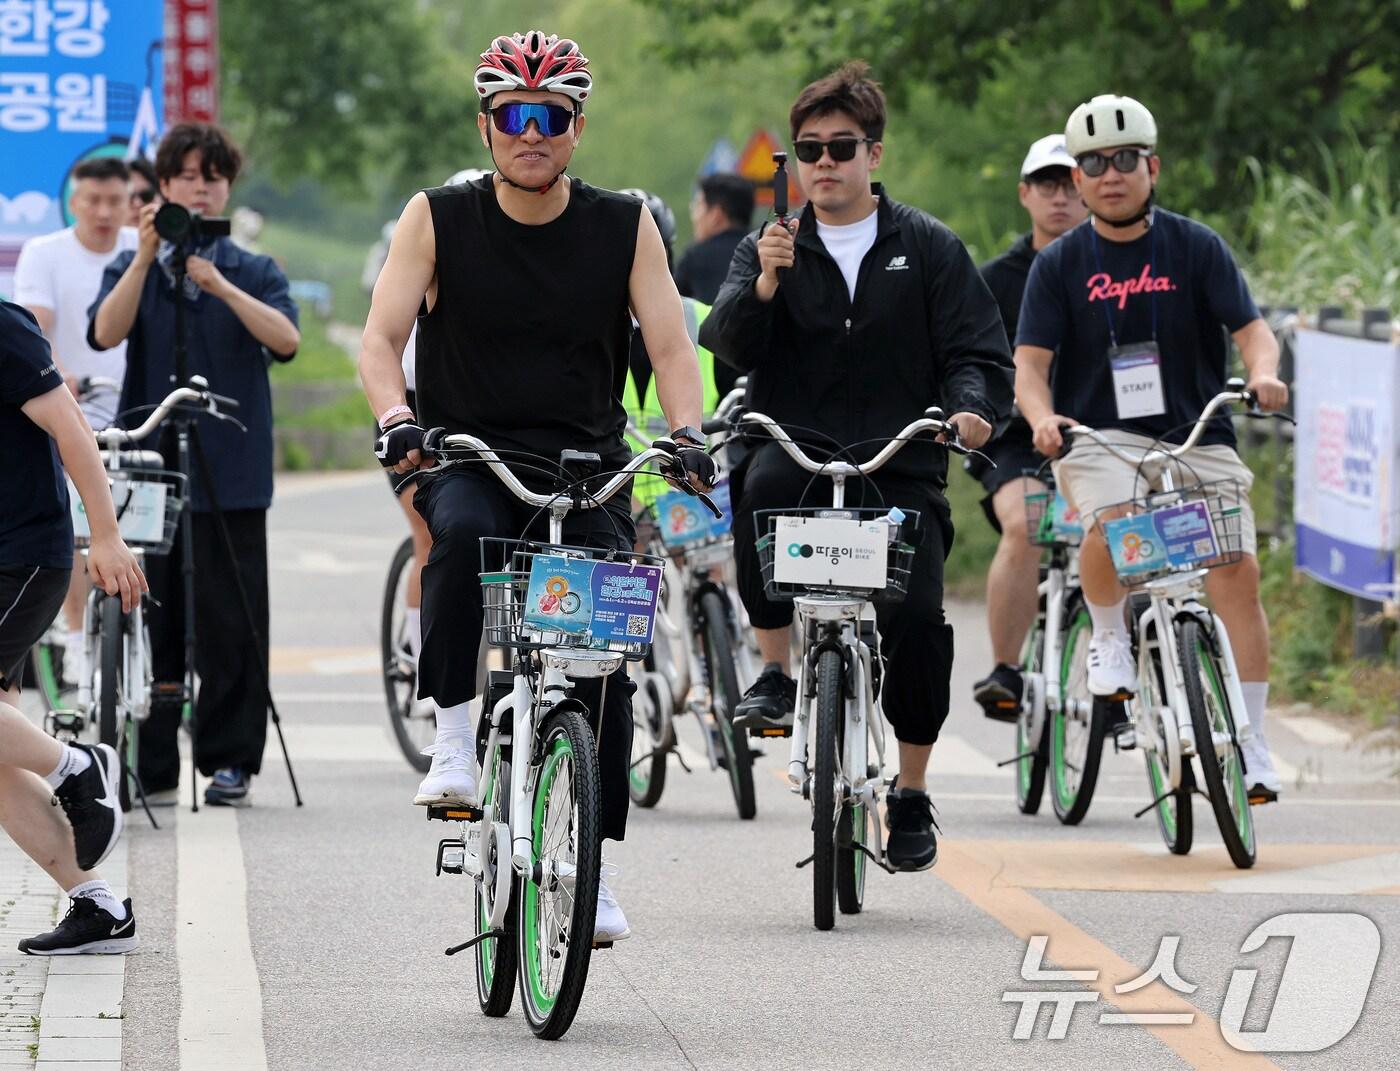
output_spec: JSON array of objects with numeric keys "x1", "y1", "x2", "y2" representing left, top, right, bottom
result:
[
  {"x1": 523, "y1": 554, "x2": 663, "y2": 646},
  {"x1": 1104, "y1": 514, "x2": 1162, "y2": 578},
  {"x1": 655, "y1": 478, "x2": 733, "y2": 547},
  {"x1": 1153, "y1": 500, "x2": 1219, "y2": 568}
]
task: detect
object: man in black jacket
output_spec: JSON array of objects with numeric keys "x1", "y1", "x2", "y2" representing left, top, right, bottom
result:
[{"x1": 700, "y1": 62, "x2": 1012, "y2": 869}]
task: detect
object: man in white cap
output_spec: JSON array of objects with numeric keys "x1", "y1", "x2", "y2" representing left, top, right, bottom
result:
[{"x1": 970, "y1": 134, "x2": 1087, "y2": 720}]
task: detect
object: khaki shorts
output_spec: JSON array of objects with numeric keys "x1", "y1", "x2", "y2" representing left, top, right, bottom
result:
[{"x1": 1051, "y1": 431, "x2": 1257, "y2": 556}]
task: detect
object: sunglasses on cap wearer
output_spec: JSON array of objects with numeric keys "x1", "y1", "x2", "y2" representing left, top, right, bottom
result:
[
  {"x1": 792, "y1": 136, "x2": 875, "y2": 164},
  {"x1": 1075, "y1": 147, "x2": 1153, "y2": 178},
  {"x1": 488, "y1": 101, "x2": 576, "y2": 138}
]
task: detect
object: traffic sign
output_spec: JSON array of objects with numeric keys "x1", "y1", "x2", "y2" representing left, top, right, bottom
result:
[{"x1": 735, "y1": 129, "x2": 803, "y2": 209}]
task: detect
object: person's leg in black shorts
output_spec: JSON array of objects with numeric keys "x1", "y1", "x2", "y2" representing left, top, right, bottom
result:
[
  {"x1": 0, "y1": 564, "x2": 138, "y2": 953},
  {"x1": 966, "y1": 418, "x2": 1045, "y2": 720}
]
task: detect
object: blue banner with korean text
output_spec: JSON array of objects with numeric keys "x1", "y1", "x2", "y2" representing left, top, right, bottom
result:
[{"x1": 0, "y1": 0, "x2": 163, "y2": 295}]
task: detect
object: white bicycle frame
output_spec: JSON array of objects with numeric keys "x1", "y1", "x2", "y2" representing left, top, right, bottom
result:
[
  {"x1": 1066, "y1": 388, "x2": 1256, "y2": 796},
  {"x1": 735, "y1": 409, "x2": 959, "y2": 855},
  {"x1": 427, "y1": 434, "x2": 676, "y2": 909},
  {"x1": 1021, "y1": 544, "x2": 1085, "y2": 752}
]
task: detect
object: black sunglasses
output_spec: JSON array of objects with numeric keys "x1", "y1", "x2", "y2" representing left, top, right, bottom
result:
[
  {"x1": 488, "y1": 101, "x2": 575, "y2": 138},
  {"x1": 1076, "y1": 147, "x2": 1152, "y2": 178},
  {"x1": 792, "y1": 137, "x2": 874, "y2": 164},
  {"x1": 129, "y1": 187, "x2": 156, "y2": 205},
  {"x1": 1026, "y1": 173, "x2": 1076, "y2": 197}
]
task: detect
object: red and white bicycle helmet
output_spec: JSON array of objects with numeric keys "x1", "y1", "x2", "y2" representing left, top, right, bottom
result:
[{"x1": 474, "y1": 31, "x2": 592, "y2": 108}]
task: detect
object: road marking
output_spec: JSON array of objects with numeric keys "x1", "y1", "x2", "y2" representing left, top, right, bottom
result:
[
  {"x1": 949, "y1": 838, "x2": 1400, "y2": 896},
  {"x1": 270, "y1": 646, "x2": 379, "y2": 675},
  {"x1": 276, "y1": 723, "x2": 405, "y2": 764},
  {"x1": 930, "y1": 733, "x2": 1004, "y2": 779},
  {"x1": 269, "y1": 550, "x2": 382, "y2": 577},
  {"x1": 271, "y1": 691, "x2": 385, "y2": 704},
  {"x1": 1211, "y1": 849, "x2": 1400, "y2": 895},
  {"x1": 935, "y1": 840, "x2": 1282, "y2": 1070},
  {"x1": 177, "y1": 804, "x2": 268, "y2": 1070}
]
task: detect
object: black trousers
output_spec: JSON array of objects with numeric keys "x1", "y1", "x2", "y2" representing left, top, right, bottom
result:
[
  {"x1": 140, "y1": 509, "x2": 270, "y2": 786},
  {"x1": 732, "y1": 442, "x2": 956, "y2": 746},
  {"x1": 414, "y1": 468, "x2": 636, "y2": 842}
]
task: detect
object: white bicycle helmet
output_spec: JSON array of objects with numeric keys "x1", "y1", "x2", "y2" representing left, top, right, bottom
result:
[{"x1": 1065, "y1": 95, "x2": 1157, "y2": 158}]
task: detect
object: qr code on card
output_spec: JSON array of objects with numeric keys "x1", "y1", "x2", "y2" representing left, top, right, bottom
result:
[
  {"x1": 626, "y1": 614, "x2": 649, "y2": 638},
  {"x1": 1193, "y1": 538, "x2": 1214, "y2": 557}
]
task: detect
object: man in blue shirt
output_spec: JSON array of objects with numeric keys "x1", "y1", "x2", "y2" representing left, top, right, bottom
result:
[
  {"x1": 90, "y1": 123, "x2": 300, "y2": 807},
  {"x1": 1014, "y1": 95, "x2": 1288, "y2": 803}
]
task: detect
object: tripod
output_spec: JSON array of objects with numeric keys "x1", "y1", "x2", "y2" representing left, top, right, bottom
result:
[{"x1": 160, "y1": 247, "x2": 303, "y2": 812}]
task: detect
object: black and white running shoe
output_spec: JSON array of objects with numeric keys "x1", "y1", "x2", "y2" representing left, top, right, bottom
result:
[
  {"x1": 53, "y1": 743, "x2": 123, "y2": 872},
  {"x1": 19, "y1": 897, "x2": 138, "y2": 956}
]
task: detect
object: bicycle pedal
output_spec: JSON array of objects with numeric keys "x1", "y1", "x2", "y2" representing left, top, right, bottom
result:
[
  {"x1": 1101, "y1": 689, "x2": 1134, "y2": 702},
  {"x1": 1247, "y1": 787, "x2": 1278, "y2": 806},
  {"x1": 45, "y1": 709, "x2": 85, "y2": 736},
  {"x1": 436, "y1": 838, "x2": 466, "y2": 876},
  {"x1": 592, "y1": 940, "x2": 615, "y2": 950},
  {"x1": 749, "y1": 724, "x2": 793, "y2": 739},
  {"x1": 427, "y1": 803, "x2": 482, "y2": 823},
  {"x1": 1111, "y1": 726, "x2": 1138, "y2": 752}
]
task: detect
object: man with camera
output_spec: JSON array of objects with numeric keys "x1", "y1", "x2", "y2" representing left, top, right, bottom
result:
[{"x1": 89, "y1": 123, "x2": 300, "y2": 808}]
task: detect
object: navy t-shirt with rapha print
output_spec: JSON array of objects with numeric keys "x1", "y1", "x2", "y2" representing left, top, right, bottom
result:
[{"x1": 1015, "y1": 208, "x2": 1259, "y2": 447}]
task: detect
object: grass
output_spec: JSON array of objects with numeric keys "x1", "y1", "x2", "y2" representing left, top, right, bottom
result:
[
  {"x1": 269, "y1": 314, "x2": 357, "y2": 385},
  {"x1": 945, "y1": 468, "x2": 999, "y2": 598}
]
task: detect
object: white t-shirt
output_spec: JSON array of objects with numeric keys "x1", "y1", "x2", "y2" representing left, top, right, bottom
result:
[
  {"x1": 403, "y1": 325, "x2": 418, "y2": 393},
  {"x1": 815, "y1": 209, "x2": 879, "y2": 302},
  {"x1": 13, "y1": 226, "x2": 138, "y2": 427}
]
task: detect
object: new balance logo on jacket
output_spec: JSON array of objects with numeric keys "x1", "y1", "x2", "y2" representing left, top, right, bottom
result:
[{"x1": 885, "y1": 255, "x2": 909, "y2": 271}]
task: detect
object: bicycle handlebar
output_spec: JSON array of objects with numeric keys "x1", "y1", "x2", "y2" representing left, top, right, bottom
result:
[
  {"x1": 701, "y1": 385, "x2": 746, "y2": 436},
  {"x1": 421, "y1": 430, "x2": 720, "y2": 516},
  {"x1": 94, "y1": 375, "x2": 242, "y2": 448},
  {"x1": 1063, "y1": 376, "x2": 1290, "y2": 467},
  {"x1": 735, "y1": 407, "x2": 966, "y2": 478}
]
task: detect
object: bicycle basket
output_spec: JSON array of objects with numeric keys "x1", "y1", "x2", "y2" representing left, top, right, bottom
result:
[
  {"x1": 1096, "y1": 479, "x2": 1245, "y2": 587},
  {"x1": 755, "y1": 507, "x2": 922, "y2": 604},
  {"x1": 1024, "y1": 479, "x2": 1084, "y2": 549},
  {"x1": 71, "y1": 468, "x2": 187, "y2": 556},
  {"x1": 478, "y1": 537, "x2": 666, "y2": 658}
]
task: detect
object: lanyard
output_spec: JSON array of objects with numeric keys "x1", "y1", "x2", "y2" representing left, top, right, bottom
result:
[{"x1": 1090, "y1": 220, "x2": 1158, "y2": 348}]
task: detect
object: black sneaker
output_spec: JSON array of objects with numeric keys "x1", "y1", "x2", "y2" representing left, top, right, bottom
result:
[
  {"x1": 884, "y1": 786, "x2": 940, "y2": 871},
  {"x1": 973, "y1": 663, "x2": 1024, "y2": 723},
  {"x1": 204, "y1": 768, "x2": 251, "y2": 807},
  {"x1": 53, "y1": 743, "x2": 123, "y2": 872},
  {"x1": 734, "y1": 664, "x2": 796, "y2": 727},
  {"x1": 19, "y1": 897, "x2": 138, "y2": 956}
]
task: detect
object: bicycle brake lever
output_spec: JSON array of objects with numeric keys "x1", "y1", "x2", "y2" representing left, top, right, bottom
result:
[
  {"x1": 696, "y1": 490, "x2": 723, "y2": 519},
  {"x1": 962, "y1": 446, "x2": 993, "y2": 467}
]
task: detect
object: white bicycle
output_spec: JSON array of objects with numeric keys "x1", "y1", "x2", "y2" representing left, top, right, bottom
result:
[
  {"x1": 1063, "y1": 379, "x2": 1288, "y2": 869},
  {"x1": 418, "y1": 430, "x2": 718, "y2": 1038},
  {"x1": 738, "y1": 406, "x2": 970, "y2": 930}
]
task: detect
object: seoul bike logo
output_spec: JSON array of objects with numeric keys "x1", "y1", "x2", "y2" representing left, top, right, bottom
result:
[
  {"x1": 1003, "y1": 912, "x2": 1381, "y2": 1052},
  {"x1": 788, "y1": 542, "x2": 875, "y2": 567}
]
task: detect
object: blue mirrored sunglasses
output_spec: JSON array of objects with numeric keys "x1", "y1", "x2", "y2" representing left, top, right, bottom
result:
[{"x1": 489, "y1": 102, "x2": 575, "y2": 137}]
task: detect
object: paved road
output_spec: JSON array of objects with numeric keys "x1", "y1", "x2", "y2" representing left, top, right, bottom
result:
[{"x1": 113, "y1": 471, "x2": 1399, "y2": 1070}]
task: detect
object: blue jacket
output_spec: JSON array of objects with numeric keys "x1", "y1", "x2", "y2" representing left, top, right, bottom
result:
[{"x1": 88, "y1": 238, "x2": 298, "y2": 512}]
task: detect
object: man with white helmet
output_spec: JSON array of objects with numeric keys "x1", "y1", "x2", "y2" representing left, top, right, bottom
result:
[
  {"x1": 1014, "y1": 94, "x2": 1288, "y2": 802},
  {"x1": 970, "y1": 134, "x2": 1088, "y2": 720},
  {"x1": 359, "y1": 31, "x2": 713, "y2": 940}
]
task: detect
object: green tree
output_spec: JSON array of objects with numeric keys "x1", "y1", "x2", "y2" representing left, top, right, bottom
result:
[
  {"x1": 639, "y1": 0, "x2": 1400, "y2": 218},
  {"x1": 221, "y1": 0, "x2": 479, "y2": 188}
]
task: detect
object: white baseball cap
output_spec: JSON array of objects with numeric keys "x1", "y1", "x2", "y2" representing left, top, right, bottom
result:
[{"x1": 1020, "y1": 134, "x2": 1076, "y2": 178}]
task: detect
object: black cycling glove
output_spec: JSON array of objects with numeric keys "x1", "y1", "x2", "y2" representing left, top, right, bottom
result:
[
  {"x1": 375, "y1": 421, "x2": 425, "y2": 468},
  {"x1": 663, "y1": 444, "x2": 719, "y2": 490}
]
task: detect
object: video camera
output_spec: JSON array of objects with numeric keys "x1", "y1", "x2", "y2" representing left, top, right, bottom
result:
[{"x1": 154, "y1": 203, "x2": 232, "y2": 248}]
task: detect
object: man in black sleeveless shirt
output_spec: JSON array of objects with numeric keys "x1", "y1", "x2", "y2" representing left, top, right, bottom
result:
[{"x1": 358, "y1": 31, "x2": 712, "y2": 943}]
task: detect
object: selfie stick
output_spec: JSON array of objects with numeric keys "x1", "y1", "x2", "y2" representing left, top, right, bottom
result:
[{"x1": 772, "y1": 151, "x2": 789, "y2": 226}]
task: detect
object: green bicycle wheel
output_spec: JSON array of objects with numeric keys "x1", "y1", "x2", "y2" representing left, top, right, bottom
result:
[
  {"x1": 1015, "y1": 612, "x2": 1048, "y2": 815},
  {"x1": 698, "y1": 590, "x2": 755, "y2": 820},
  {"x1": 1050, "y1": 599, "x2": 1105, "y2": 825},
  {"x1": 475, "y1": 745, "x2": 517, "y2": 1017},
  {"x1": 627, "y1": 675, "x2": 669, "y2": 807},
  {"x1": 1178, "y1": 620, "x2": 1256, "y2": 869},
  {"x1": 518, "y1": 709, "x2": 600, "y2": 1039}
]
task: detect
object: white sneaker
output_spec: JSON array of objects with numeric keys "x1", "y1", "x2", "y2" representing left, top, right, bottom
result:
[
  {"x1": 594, "y1": 867, "x2": 630, "y2": 943},
  {"x1": 1239, "y1": 732, "x2": 1282, "y2": 801},
  {"x1": 413, "y1": 738, "x2": 478, "y2": 805},
  {"x1": 1086, "y1": 630, "x2": 1137, "y2": 696}
]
